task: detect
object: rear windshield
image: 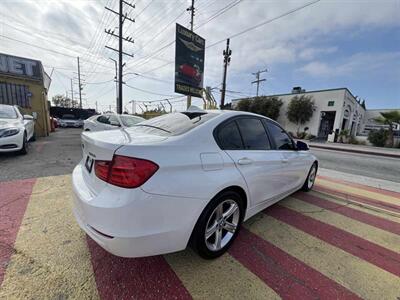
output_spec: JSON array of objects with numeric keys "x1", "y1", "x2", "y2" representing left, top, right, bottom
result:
[
  {"x1": 120, "y1": 115, "x2": 144, "y2": 127},
  {"x1": 130, "y1": 112, "x2": 218, "y2": 136},
  {"x1": 0, "y1": 105, "x2": 17, "y2": 119}
]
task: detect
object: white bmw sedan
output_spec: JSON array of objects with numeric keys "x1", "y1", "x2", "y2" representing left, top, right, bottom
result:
[
  {"x1": 72, "y1": 109, "x2": 317, "y2": 259},
  {"x1": 0, "y1": 104, "x2": 35, "y2": 154}
]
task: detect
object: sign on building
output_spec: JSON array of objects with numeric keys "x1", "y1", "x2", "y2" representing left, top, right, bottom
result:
[
  {"x1": 0, "y1": 53, "x2": 43, "y2": 80},
  {"x1": 174, "y1": 23, "x2": 205, "y2": 97}
]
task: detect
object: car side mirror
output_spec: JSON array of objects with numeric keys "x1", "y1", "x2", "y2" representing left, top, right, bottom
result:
[
  {"x1": 23, "y1": 114, "x2": 34, "y2": 120},
  {"x1": 296, "y1": 140, "x2": 309, "y2": 151}
]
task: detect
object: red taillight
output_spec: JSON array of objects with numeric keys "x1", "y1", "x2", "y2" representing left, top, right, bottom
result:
[
  {"x1": 94, "y1": 155, "x2": 158, "y2": 188},
  {"x1": 95, "y1": 160, "x2": 110, "y2": 182}
]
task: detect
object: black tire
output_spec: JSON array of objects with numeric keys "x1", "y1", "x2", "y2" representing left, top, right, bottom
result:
[
  {"x1": 30, "y1": 132, "x2": 36, "y2": 142},
  {"x1": 19, "y1": 132, "x2": 28, "y2": 155},
  {"x1": 191, "y1": 191, "x2": 244, "y2": 259},
  {"x1": 302, "y1": 162, "x2": 318, "y2": 191}
]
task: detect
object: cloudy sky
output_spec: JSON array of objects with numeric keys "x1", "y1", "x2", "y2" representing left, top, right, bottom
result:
[{"x1": 0, "y1": 0, "x2": 399, "y2": 112}]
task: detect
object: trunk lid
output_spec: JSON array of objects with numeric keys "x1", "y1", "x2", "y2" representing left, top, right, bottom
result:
[{"x1": 80, "y1": 129, "x2": 168, "y2": 194}]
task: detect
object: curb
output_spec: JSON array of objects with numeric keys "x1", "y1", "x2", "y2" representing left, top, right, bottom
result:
[{"x1": 309, "y1": 144, "x2": 400, "y2": 159}]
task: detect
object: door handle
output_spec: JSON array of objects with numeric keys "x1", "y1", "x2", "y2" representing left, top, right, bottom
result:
[
  {"x1": 282, "y1": 159, "x2": 289, "y2": 164},
  {"x1": 237, "y1": 158, "x2": 253, "y2": 165}
]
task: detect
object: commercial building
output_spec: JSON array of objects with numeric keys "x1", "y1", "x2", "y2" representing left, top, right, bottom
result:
[
  {"x1": 232, "y1": 87, "x2": 378, "y2": 141},
  {"x1": 0, "y1": 52, "x2": 51, "y2": 137}
]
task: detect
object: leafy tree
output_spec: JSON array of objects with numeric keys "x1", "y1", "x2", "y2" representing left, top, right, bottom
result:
[
  {"x1": 374, "y1": 111, "x2": 400, "y2": 147},
  {"x1": 236, "y1": 96, "x2": 283, "y2": 120},
  {"x1": 286, "y1": 95, "x2": 315, "y2": 134},
  {"x1": 368, "y1": 129, "x2": 388, "y2": 147},
  {"x1": 52, "y1": 94, "x2": 75, "y2": 108}
]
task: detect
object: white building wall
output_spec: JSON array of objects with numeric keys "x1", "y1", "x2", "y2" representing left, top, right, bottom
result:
[
  {"x1": 276, "y1": 89, "x2": 346, "y2": 137},
  {"x1": 232, "y1": 88, "x2": 367, "y2": 139}
]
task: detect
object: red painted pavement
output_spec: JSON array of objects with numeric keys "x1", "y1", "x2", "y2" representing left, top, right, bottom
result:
[
  {"x1": 294, "y1": 192, "x2": 400, "y2": 235},
  {"x1": 0, "y1": 178, "x2": 36, "y2": 286},
  {"x1": 229, "y1": 228, "x2": 361, "y2": 300},
  {"x1": 86, "y1": 236, "x2": 192, "y2": 300},
  {"x1": 314, "y1": 185, "x2": 400, "y2": 213},
  {"x1": 266, "y1": 205, "x2": 400, "y2": 277}
]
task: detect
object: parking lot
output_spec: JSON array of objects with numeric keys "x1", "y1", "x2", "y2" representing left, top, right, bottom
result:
[{"x1": 1, "y1": 129, "x2": 399, "y2": 299}]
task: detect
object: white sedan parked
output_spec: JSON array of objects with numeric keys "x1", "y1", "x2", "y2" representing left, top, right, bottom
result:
[
  {"x1": 83, "y1": 114, "x2": 144, "y2": 132},
  {"x1": 0, "y1": 104, "x2": 35, "y2": 154},
  {"x1": 72, "y1": 109, "x2": 317, "y2": 259}
]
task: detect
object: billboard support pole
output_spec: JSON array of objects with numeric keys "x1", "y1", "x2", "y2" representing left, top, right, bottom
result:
[{"x1": 186, "y1": 0, "x2": 195, "y2": 109}]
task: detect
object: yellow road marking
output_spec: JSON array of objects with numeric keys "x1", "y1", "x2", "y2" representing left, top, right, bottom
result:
[
  {"x1": 166, "y1": 250, "x2": 281, "y2": 300},
  {"x1": 245, "y1": 214, "x2": 400, "y2": 300},
  {"x1": 282, "y1": 197, "x2": 400, "y2": 253},
  {"x1": 316, "y1": 178, "x2": 400, "y2": 206},
  {"x1": 310, "y1": 190, "x2": 400, "y2": 223},
  {"x1": 0, "y1": 175, "x2": 99, "y2": 300}
]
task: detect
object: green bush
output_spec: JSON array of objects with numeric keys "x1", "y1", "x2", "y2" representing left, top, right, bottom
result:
[
  {"x1": 368, "y1": 129, "x2": 388, "y2": 147},
  {"x1": 236, "y1": 96, "x2": 283, "y2": 120},
  {"x1": 306, "y1": 134, "x2": 316, "y2": 140},
  {"x1": 296, "y1": 131, "x2": 307, "y2": 139}
]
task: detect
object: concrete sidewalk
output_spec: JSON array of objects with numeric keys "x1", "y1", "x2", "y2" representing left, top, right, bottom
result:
[
  {"x1": 318, "y1": 168, "x2": 400, "y2": 193},
  {"x1": 308, "y1": 141, "x2": 400, "y2": 158}
]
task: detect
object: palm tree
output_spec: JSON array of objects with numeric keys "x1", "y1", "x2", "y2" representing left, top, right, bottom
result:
[{"x1": 374, "y1": 111, "x2": 400, "y2": 147}]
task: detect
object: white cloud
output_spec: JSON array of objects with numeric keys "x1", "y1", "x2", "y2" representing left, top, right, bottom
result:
[{"x1": 298, "y1": 51, "x2": 400, "y2": 78}]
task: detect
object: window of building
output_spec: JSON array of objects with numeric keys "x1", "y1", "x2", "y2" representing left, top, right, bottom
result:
[
  {"x1": 0, "y1": 82, "x2": 31, "y2": 108},
  {"x1": 328, "y1": 101, "x2": 334, "y2": 107},
  {"x1": 236, "y1": 118, "x2": 271, "y2": 150},
  {"x1": 264, "y1": 121, "x2": 295, "y2": 150}
]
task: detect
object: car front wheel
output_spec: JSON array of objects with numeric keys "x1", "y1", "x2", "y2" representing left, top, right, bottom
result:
[
  {"x1": 19, "y1": 132, "x2": 28, "y2": 155},
  {"x1": 302, "y1": 162, "x2": 317, "y2": 191},
  {"x1": 192, "y1": 191, "x2": 244, "y2": 259}
]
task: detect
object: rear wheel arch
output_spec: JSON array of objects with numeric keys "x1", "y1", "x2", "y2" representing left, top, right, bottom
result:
[{"x1": 213, "y1": 185, "x2": 248, "y2": 213}]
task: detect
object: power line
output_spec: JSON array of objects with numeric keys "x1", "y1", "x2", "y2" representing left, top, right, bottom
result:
[
  {"x1": 134, "y1": 0, "x2": 321, "y2": 76},
  {"x1": 125, "y1": 83, "x2": 176, "y2": 97},
  {"x1": 206, "y1": 0, "x2": 321, "y2": 48}
]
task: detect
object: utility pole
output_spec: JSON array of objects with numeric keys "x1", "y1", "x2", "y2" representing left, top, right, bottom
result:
[
  {"x1": 220, "y1": 38, "x2": 232, "y2": 109},
  {"x1": 109, "y1": 57, "x2": 118, "y2": 110},
  {"x1": 251, "y1": 68, "x2": 267, "y2": 97},
  {"x1": 105, "y1": 0, "x2": 135, "y2": 114},
  {"x1": 77, "y1": 57, "x2": 83, "y2": 108},
  {"x1": 186, "y1": 0, "x2": 195, "y2": 109},
  {"x1": 70, "y1": 79, "x2": 74, "y2": 102}
]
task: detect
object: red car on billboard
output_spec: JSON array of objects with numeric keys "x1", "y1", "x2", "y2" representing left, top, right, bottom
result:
[{"x1": 178, "y1": 63, "x2": 202, "y2": 84}]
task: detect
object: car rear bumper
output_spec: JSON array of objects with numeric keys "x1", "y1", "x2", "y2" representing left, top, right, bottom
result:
[
  {"x1": 72, "y1": 164, "x2": 208, "y2": 257},
  {"x1": 0, "y1": 131, "x2": 23, "y2": 152}
]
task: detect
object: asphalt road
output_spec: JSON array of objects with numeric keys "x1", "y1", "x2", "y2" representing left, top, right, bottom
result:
[
  {"x1": 0, "y1": 128, "x2": 82, "y2": 182},
  {"x1": 311, "y1": 148, "x2": 400, "y2": 183}
]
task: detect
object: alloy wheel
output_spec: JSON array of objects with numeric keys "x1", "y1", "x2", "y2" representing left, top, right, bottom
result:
[
  {"x1": 204, "y1": 199, "x2": 240, "y2": 252},
  {"x1": 308, "y1": 165, "x2": 317, "y2": 189}
]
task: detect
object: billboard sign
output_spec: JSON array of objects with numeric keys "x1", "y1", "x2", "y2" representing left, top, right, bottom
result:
[
  {"x1": 174, "y1": 23, "x2": 205, "y2": 97},
  {"x1": 0, "y1": 53, "x2": 43, "y2": 81}
]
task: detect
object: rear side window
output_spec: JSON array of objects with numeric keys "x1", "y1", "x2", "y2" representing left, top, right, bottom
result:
[
  {"x1": 217, "y1": 121, "x2": 243, "y2": 150},
  {"x1": 236, "y1": 118, "x2": 271, "y2": 150},
  {"x1": 265, "y1": 121, "x2": 295, "y2": 150}
]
